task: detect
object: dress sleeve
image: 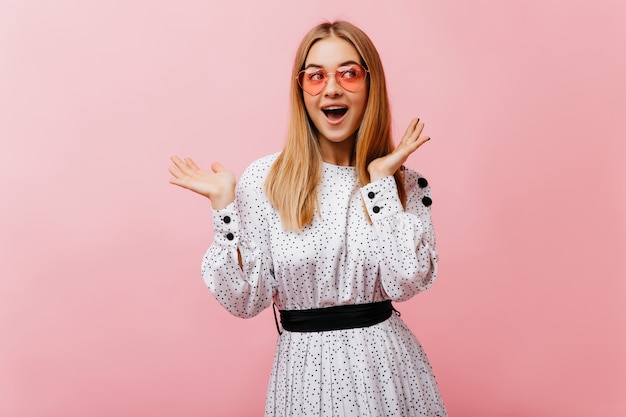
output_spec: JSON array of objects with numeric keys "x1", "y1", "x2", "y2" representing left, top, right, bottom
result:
[
  {"x1": 201, "y1": 162, "x2": 276, "y2": 318},
  {"x1": 360, "y1": 169, "x2": 438, "y2": 301}
]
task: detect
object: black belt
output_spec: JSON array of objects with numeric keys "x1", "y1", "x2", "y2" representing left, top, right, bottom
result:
[{"x1": 274, "y1": 300, "x2": 397, "y2": 334}]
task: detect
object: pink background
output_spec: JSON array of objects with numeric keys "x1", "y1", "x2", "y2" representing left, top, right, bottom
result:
[{"x1": 1, "y1": 1, "x2": 625, "y2": 416}]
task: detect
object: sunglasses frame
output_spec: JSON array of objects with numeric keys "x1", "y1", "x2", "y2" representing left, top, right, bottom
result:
[{"x1": 297, "y1": 64, "x2": 369, "y2": 96}]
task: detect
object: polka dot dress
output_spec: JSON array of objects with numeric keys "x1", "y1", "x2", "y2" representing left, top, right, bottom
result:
[{"x1": 202, "y1": 154, "x2": 447, "y2": 416}]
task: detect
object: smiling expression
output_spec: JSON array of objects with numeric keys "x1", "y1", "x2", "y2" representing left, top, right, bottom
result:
[{"x1": 302, "y1": 37, "x2": 368, "y2": 162}]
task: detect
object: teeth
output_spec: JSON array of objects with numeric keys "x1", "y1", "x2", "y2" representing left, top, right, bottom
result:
[{"x1": 323, "y1": 106, "x2": 346, "y2": 110}]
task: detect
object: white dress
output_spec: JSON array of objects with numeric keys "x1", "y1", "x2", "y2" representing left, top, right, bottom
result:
[{"x1": 202, "y1": 153, "x2": 447, "y2": 416}]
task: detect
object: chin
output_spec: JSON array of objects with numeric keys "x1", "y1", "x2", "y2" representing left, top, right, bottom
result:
[{"x1": 324, "y1": 132, "x2": 356, "y2": 143}]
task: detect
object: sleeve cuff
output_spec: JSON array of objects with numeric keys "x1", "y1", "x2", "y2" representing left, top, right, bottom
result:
[
  {"x1": 211, "y1": 201, "x2": 239, "y2": 245},
  {"x1": 361, "y1": 176, "x2": 403, "y2": 220}
]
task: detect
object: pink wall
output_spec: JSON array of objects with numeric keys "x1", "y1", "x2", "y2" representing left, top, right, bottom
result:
[{"x1": 1, "y1": 0, "x2": 624, "y2": 416}]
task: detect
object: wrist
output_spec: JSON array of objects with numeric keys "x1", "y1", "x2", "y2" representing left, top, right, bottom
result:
[
  {"x1": 211, "y1": 193, "x2": 235, "y2": 210},
  {"x1": 368, "y1": 169, "x2": 392, "y2": 183}
]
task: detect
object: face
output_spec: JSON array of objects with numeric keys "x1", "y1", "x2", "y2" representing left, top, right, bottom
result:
[{"x1": 302, "y1": 37, "x2": 368, "y2": 155}]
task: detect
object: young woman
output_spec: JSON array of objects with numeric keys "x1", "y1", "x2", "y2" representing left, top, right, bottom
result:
[{"x1": 169, "y1": 20, "x2": 447, "y2": 417}]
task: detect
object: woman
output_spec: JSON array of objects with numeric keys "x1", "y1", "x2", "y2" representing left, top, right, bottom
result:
[{"x1": 169, "y1": 20, "x2": 447, "y2": 417}]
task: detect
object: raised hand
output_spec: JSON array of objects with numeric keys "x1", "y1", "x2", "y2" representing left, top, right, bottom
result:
[
  {"x1": 367, "y1": 118, "x2": 430, "y2": 182},
  {"x1": 168, "y1": 156, "x2": 236, "y2": 210}
]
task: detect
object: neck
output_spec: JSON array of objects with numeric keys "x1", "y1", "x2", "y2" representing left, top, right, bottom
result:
[{"x1": 318, "y1": 137, "x2": 356, "y2": 167}]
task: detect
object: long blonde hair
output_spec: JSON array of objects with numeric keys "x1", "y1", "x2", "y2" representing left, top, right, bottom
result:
[{"x1": 265, "y1": 21, "x2": 406, "y2": 230}]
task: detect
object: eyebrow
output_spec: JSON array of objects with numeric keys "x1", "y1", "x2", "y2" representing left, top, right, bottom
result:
[{"x1": 304, "y1": 60, "x2": 361, "y2": 70}]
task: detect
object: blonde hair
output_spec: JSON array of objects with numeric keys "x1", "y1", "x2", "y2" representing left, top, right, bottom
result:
[{"x1": 265, "y1": 21, "x2": 406, "y2": 230}]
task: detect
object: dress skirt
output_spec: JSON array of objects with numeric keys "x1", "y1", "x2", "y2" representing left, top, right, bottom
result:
[{"x1": 265, "y1": 314, "x2": 447, "y2": 417}]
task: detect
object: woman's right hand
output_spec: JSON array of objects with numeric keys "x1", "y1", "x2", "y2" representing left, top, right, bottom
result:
[{"x1": 168, "y1": 156, "x2": 236, "y2": 210}]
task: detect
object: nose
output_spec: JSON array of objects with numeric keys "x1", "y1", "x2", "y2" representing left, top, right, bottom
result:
[{"x1": 323, "y1": 73, "x2": 342, "y2": 97}]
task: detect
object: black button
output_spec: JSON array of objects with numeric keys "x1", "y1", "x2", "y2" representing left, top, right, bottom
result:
[
  {"x1": 418, "y1": 177, "x2": 428, "y2": 188},
  {"x1": 226, "y1": 233, "x2": 234, "y2": 240},
  {"x1": 223, "y1": 216, "x2": 231, "y2": 224},
  {"x1": 373, "y1": 206, "x2": 380, "y2": 213},
  {"x1": 422, "y1": 196, "x2": 432, "y2": 207},
  {"x1": 367, "y1": 191, "x2": 375, "y2": 199}
]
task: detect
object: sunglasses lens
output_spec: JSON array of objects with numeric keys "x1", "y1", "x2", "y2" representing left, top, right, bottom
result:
[
  {"x1": 298, "y1": 70, "x2": 326, "y2": 96},
  {"x1": 337, "y1": 65, "x2": 367, "y2": 92},
  {"x1": 297, "y1": 65, "x2": 368, "y2": 95}
]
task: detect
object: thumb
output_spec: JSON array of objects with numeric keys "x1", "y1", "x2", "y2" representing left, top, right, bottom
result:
[{"x1": 211, "y1": 162, "x2": 225, "y2": 173}]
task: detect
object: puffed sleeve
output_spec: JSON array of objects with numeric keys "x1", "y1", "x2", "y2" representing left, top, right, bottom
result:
[
  {"x1": 360, "y1": 169, "x2": 438, "y2": 301},
  {"x1": 201, "y1": 157, "x2": 277, "y2": 318}
]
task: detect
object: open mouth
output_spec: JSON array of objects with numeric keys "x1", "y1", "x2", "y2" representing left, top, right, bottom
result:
[{"x1": 322, "y1": 106, "x2": 348, "y2": 121}]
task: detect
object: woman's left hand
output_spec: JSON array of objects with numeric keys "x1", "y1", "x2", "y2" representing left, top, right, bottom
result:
[{"x1": 367, "y1": 118, "x2": 430, "y2": 182}]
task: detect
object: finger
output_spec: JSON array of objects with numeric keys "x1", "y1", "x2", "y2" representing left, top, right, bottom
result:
[
  {"x1": 169, "y1": 168, "x2": 192, "y2": 186},
  {"x1": 169, "y1": 177, "x2": 184, "y2": 186},
  {"x1": 408, "y1": 117, "x2": 420, "y2": 132},
  {"x1": 411, "y1": 122, "x2": 425, "y2": 142},
  {"x1": 169, "y1": 176, "x2": 202, "y2": 193},
  {"x1": 399, "y1": 133, "x2": 430, "y2": 157},
  {"x1": 417, "y1": 135, "x2": 430, "y2": 147},
  {"x1": 170, "y1": 155, "x2": 185, "y2": 165},
  {"x1": 185, "y1": 158, "x2": 201, "y2": 170},
  {"x1": 403, "y1": 119, "x2": 426, "y2": 145},
  {"x1": 171, "y1": 155, "x2": 192, "y2": 174},
  {"x1": 399, "y1": 125, "x2": 425, "y2": 151},
  {"x1": 411, "y1": 135, "x2": 431, "y2": 152},
  {"x1": 168, "y1": 164, "x2": 184, "y2": 178},
  {"x1": 402, "y1": 118, "x2": 420, "y2": 140}
]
